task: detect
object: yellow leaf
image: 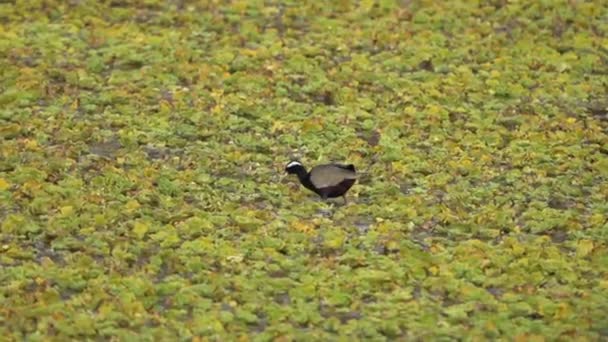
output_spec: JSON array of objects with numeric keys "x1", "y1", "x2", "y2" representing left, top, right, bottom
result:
[
  {"x1": 302, "y1": 118, "x2": 323, "y2": 132},
  {"x1": 241, "y1": 48, "x2": 258, "y2": 57},
  {"x1": 576, "y1": 239, "x2": 594, "y2": 257},
  {"x1": 24, "y1": 139, "x2": 38, "y2": 150},
  {"x1": 0, "y1": 178, "x2": 9, "y2": 190},
  {"x1": 557, "y1": 62, "x2": 570, "y2": 73},
  {"x1": 429, "y1": 244, "x2": 445, "y2": 254},
  {"x1": 590, "y1": 213, "x2": 604, "y2": 226},
  {"x1": 60, "y1": 206, "x2": 74, "y2": 216},
  {"x1": 554, "y1": 302, "x2": 570, "y2": 320},
  {"x1": 386, "y1": 239, "x2": 399, "y2": 251},
  {"x1": 403, "y1": 106, "x2": 417, "y2": 115},
  {"x1": 271, "y1": 121, "x2": 286, "y2": 134},
  {"x1": 376, "y1": 221, "x2": 392, "y2": 233},
  {"x1": 511, "y1": 242, "x2": 525, "y2": 256},
  {"x1": 291, "y1": 220, "x2": 315, "y2": 234},
  {"x1": 98, "y1": 303, "x2": 114, "y2": 316},
  {"x1": 22, "y1": 180, "x2": 42, "y2": 195},
  {"x1": 484, "y1": 320, "x2": 497, "y2": 333},
  {"x1": 226, "y1": 150, "x2": 243, "y2": 162},
  {"x1": 212, "y1": 104, "x2": 224, "y2": 114},
  {"x1": 35, "y1": 277, "x2": 46, "y2": 286},
  {"x1": 133, "y1": 222, "x2": 149, "y2": 239},
  {"x1": 227, "y1": 254, "x2": 244, "y2": 263},
  {"x1": 125, "y1": 200, "x2": 141, "y2": 213},
  {"x1": 391, "y1": 161, "x2": 409, "y2": 174},
  {"x1": 324, "y1": 230, "x2": 346, "y2": 249}
]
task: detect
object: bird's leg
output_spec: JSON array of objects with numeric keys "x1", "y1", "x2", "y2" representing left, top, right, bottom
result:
[{"x1": 342, "y1": 195, "x2": 348, "y2": 205}]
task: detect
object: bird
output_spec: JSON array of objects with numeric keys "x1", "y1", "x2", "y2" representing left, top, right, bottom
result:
[{"x1": 285, "y1": 160, "x2": 357, "y2": 204}]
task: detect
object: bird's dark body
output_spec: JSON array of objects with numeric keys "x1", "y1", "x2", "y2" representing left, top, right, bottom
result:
[{"x1": 314, "y1": 178, "x2": 357, "y2": 199}]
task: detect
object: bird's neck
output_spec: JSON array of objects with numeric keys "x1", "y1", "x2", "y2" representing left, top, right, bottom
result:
[
  {"x1": 294, "y1": 167, "x2": 315, "y2": 191},
  {"x1": 293, "y1": 166, "x2": 308, "y2": 182}
]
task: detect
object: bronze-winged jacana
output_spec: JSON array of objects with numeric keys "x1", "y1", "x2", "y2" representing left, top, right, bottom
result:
[{"x1": 285, "y1": 160, "x2": 357, "y2": 204}]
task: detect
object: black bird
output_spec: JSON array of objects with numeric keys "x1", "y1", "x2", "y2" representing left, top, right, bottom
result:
[{"x1": 285, "y1": 160, "x2": 357, "y2": 203}]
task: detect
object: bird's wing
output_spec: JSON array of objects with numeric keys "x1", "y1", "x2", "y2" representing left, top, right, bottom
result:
[{"x1": 309, "y1": 164, "x2": 357, "y2": 189}]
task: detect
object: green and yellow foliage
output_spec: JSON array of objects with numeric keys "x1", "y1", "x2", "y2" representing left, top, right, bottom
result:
[{"x1": 1, "y1": 0, "x2": 607, "y2": 340}]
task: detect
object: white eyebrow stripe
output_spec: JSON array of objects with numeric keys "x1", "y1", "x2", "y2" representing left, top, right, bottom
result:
[{"x1": 286, "y1": 161, "x2": 302, "y2": 168}]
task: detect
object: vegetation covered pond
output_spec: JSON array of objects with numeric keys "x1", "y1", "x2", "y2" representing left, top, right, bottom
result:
[{"x1": 1, "y1": 0, "x2": 607, "y2": 340}]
